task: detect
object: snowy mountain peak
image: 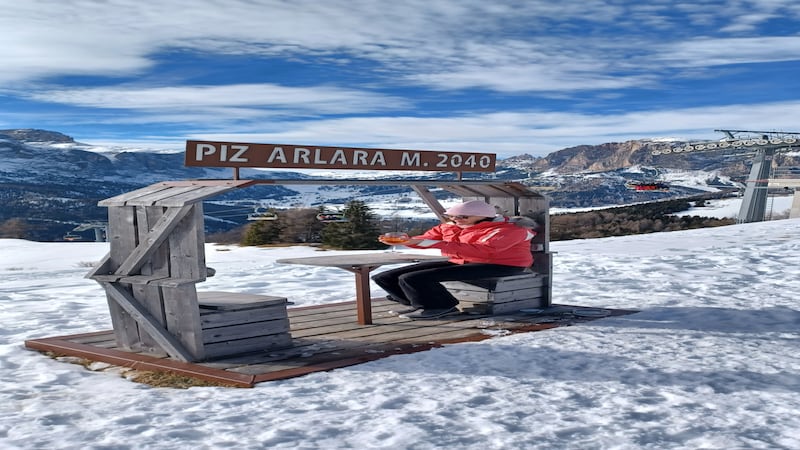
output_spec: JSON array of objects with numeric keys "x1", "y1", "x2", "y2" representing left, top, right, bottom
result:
[{"x1": 0, "y1": 128, "x2": 76, "y2": 144}]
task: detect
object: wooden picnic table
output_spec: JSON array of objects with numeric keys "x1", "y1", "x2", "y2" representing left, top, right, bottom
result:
[{"x1": 276, "y1": 252, "x2": 447, "y2": 325}]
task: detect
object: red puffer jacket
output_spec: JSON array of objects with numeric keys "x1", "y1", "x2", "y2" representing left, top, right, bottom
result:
[{"x1": 407, "y1": 217, "x2": 537, "y2": 267}]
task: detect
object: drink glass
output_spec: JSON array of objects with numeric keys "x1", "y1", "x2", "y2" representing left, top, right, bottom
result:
[{"x1": 382, "y1": 232, "x2": 409, "y2": 252}]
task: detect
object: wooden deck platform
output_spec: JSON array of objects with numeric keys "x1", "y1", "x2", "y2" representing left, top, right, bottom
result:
[{"x1": 25, "y1": 299, "x2": 636, "y2": 388}]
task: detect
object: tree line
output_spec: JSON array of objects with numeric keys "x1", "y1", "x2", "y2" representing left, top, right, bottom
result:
[
  {"x1": 215, "y1": 200, "x2": 438, "y2": 250},
  {"x1": 549, "y1": 198, "x2": 734, "y2": 240},
  {"x1": 214, "y1": 197, "x2": 736, "y2": 249},
  {"x1": 0, "y1": 197, "x2": 738, "y2": 247}
]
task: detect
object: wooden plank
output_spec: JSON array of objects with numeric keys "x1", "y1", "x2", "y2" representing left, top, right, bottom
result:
[
  {"x1": 290, "y1": 316, "x2": 482, "y2": 342},
  {"x1": 96, "y1": 275, "x2": 204, "y2": 285},
  {"x1": 237, "y1": 301, "x2": 418, "y2": 338},
  {"x1": 197, "y1": 291, "x2": 287, "y2": 310},
  {"x1": 133, "y1": 205, "x2": 170, "y2": 352},
  {"x1": 106, "y1": 207, "x2": 138, "y2": 268},
  {"x1": 161, "y1": 284, "x2": 205, "y2": 360},
  {"x1": 334, "y1": 324, "x2": 480, "y2": 344},
  {"x1": 101, "y1": 281, "x2": 195, "y2": 362},
  {"x1": 444, "y1": 183, "x2": 539, "y2": 199},
  {"x1": 202, "y1": 318, "x2": 291, "y2": 343},
  {"x1": 458, "y1": 296, "x2": 546, "y2": 315},
  {"x1": 93, "y1": 274, "x2": 171, "y2": 284},
  {"x1": 68, "y1": 331, "x2": 119, "y2": 345},
  {"x1": 289, "y1": 308, "x2": 397, "y2": 328},
  {"x1": 289, "y1": 313, "x2": 376, "y2": 331},
  {"x1": 234, "y1": 343, "x2": 413, "y2": 375},
  {"x1": 103, "y1": 206, "x2": 141, "y2": 350},
  {"x1": 442, "y1": 274, "x2": 543, "y2": 291},
  {"x1": 223, "y1": 336, "x2": 408, "y2": 366},
  {"x1": 99, "y1": 181, "x2": 249, "y2": 207},
  {"x1": 168, "y1": 204, "x2": 206, "y2": 281},
  {"x1": 24, "y1": 336, "x2": 257, "y2": 387},
  {"x1": 203, "y1": 333, "x2": 294, "y2": 360},
  {"x1": 200, "y1": 337, "x2": 344, "y2": 368},
  {"x1": 121, "y1": 185, "x2": 200, "y2": 207},
  {"x1": 288, "y1": 302, "x2": 359, "y2": 319},
  {"x1": 85, "y1": 254, "x2": 112, "y2": 279},
  {"x1": 159, "y1": 179, "x2": 255, "y2": 188},
  {"x1": 447, "y1": 286, "x2": 542, "y2": 303},
  {"x1": 149, "y1": 277, "x2": 203, "y2": 287},
  {"x1": 289, "y1": 320, "x2": 380, "y2": 338},
  {"x1": 97, "y1": 183, "x2": 176, "y2": 207},
  {"x1": 532, "y1": 253, "x2": 553, "y2": 307},
  {"x1": 488, "y1": 297, "x2": 547, "y2": 314},
  {"x1": 286, "y1": 302, "x2": 407, "y2": 330},
  {"x1": 114, "y1": 205, "x2": 194, "y2": 276},
  {"x1": 441, "y1": 185, "x2": 490, "y2": 198},
  {"x1": 410, "y1": 185, "x2": 446, "y2": 220},
  {"x1": 490, "y1": 287, "x2": 543, "y2": 302},
  {"x1": 200, "y1": 305, "x2": 290, "y2": 328},
  {"x1": 155, "y1": 185, "x2": 243, "y2": 207},
  {"x1": 130, "y1": 282, "x2": 166, "y2": 354}
]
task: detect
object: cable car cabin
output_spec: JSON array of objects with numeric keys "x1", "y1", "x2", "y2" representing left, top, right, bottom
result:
[
  {"x1": 316, "y1": 212, "x2": 348, "y2": 222},
  {"x1": 625, "y1": 180, "x2": 669, "y2": 192}
]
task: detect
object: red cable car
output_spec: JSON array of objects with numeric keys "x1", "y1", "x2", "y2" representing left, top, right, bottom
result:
[{"x1": 625, "y1": 181, "x2": 669, "y2": 192}]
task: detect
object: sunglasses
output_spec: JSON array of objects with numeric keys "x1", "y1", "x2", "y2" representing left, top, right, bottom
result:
[{"x1": 450, "y1": 215, "x2": 473, "y2": 219}]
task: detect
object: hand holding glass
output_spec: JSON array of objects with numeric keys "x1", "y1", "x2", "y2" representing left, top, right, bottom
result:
[{"x1": 381, "y1": 232, "x2": 409, "y2": 252}]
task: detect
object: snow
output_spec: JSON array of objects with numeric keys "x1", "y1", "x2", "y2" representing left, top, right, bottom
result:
[
  {"x1": 550, "y1": 194, "x2": 795, "y2": 219},
  {"x1": 675, "y1": 195, "x2": 794, "y2": 219},
  {"x1": 2, "y1": 218, "x2": 800, "y2": 449}
]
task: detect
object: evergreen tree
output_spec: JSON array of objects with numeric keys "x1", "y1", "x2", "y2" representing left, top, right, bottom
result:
[
  {"x1": 241, "y1": 212, "x2": 284, "y2": 246},
  {"x1": 320, "y1": 200, "x2": 383, "y2": 249}
]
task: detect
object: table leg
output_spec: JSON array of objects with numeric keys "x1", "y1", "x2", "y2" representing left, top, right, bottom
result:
[{"x1": 349, "y1": 266, "x2": 373, "y2": 325}]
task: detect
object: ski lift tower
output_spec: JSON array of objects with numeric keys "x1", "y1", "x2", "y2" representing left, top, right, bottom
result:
[
  {"x1": 652, "y1": 129, "x2": 800, "y2": 223},
  {"x1": 72, "y1": 222, "x2": 108, "y2": 242}
]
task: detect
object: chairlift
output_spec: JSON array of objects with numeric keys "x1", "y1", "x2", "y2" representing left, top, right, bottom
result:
[
  {"x1": 316, "y1": 212, "x2": 348, "y2": 222},
  {"x1": 63, "y1": 232, "x2": 83, "y2": 241},
  {"x1": 247, "y1": 208, "x2": 278, "y2": 221}
]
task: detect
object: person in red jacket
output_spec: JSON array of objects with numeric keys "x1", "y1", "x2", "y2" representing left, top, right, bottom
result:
[{"x1": 373, "y1": 200, "x2": 537, "y2": 319}]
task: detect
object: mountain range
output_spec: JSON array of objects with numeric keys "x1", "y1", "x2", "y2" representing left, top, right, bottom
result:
[{"x1": 2, "y1": 128, "x2": 794, "y2": 241}]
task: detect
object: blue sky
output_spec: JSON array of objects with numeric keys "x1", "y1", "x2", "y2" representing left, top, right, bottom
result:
[{"x1": 2, "y1": 0, "x2": 800, "y2": 158}]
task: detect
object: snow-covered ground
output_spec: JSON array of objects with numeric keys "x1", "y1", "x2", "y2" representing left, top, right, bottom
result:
[
  {"x1": 674, "y1": 195, "x2": 794, "y2": 219},
  {"x1": 549, "y1": 192, "x2": 795, "y2": 219},
  {"x1": 2, "y1": 217, "x2": 800, "y2": 449}
]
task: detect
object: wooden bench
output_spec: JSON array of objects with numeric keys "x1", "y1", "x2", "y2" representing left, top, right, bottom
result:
[
  {"x1": 441, "y1": 272, "x2": 547, "y2": 315},
  {"x1": 197, "y1": 291, "x2": 292, "y2": 359}
]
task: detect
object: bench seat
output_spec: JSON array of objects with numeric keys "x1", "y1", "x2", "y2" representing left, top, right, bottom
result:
[
  {"x1": 197, "y1": 291, "x2": 293, "y2": 359},
  {"x1": 441, "y1": 273, "x2": 546, "y2": 315}
]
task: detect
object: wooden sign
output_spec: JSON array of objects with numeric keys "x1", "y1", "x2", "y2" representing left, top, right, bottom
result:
[{"x1": 185, "y1": 140, "x2": 496, "y2": 172}]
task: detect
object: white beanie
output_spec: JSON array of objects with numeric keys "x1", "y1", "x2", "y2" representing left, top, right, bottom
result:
[{"x1": 444, "y1": 200, "x2": 497, "y2": 217}]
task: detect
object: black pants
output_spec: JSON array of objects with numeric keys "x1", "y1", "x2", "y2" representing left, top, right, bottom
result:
[{"x1": 371, "y1": 260, "x2": 526, "y2": 309}]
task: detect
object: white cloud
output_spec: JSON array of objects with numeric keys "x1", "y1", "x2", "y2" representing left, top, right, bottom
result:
[
  {"x1": 165, "y1": 101, "x2": 800, "y2": 157},
  {"x1": 21, "y1": 84, "x2": 410, "y2": 115},
  {"x1": 3, "y1": 0, "x2": 799, "y2": 88},
  {"x1": 656, "y1": 36, "x2": 800, "y2": 67}
]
